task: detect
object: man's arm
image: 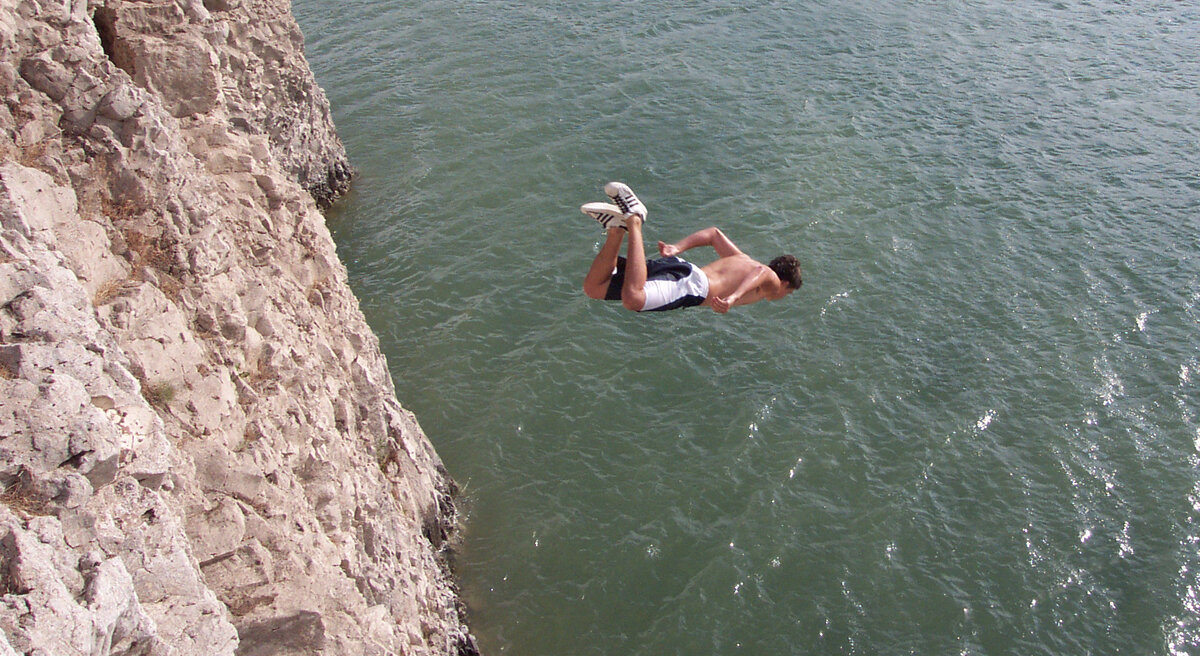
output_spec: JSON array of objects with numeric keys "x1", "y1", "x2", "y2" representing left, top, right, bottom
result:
[
  {"x1": 658, "y1": 227, "x2": 744, "y2": 259},
  {"x1": 711, "y1": 264, "x2": 779, "y2": 314}
]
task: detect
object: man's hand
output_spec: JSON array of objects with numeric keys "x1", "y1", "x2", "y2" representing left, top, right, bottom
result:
[
  {"x1": 657, "y1": 241, "x2": 680, "y2": 258},
  {"x1": 711, "y1": 296, "x2": 732, "y2": 313}
]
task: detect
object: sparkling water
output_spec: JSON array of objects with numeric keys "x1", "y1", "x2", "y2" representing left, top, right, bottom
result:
[{"x1": 292, "y1": 1, "x2": 1199, "y2": 653}]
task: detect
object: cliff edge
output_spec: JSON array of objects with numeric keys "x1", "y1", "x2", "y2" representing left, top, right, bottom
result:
[{"x1": 0, "y1": 1, "x2": 477, "y2": 654}]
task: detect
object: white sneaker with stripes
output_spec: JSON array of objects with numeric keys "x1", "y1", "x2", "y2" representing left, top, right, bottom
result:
[
  {"x1": 581, "y1": 202, "x2": 626, "y2": 230},
  {"x1": 604, "y1": 181, "x2": 647, "y2": 221}
]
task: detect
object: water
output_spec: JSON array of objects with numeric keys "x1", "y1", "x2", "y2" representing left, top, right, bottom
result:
[{"x1": 290, "y1": 1, "x2": 1199, "y2": 653}]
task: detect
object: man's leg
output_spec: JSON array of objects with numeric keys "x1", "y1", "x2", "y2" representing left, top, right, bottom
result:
[
  {"x1": 583, "y1": 228, "x2": 626, "y2": 299},
  {"x1": 620, "y1": 216, "x2": 648, "y2": 311}
]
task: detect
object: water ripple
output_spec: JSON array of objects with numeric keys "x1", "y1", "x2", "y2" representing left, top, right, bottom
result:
[{"x1": 294, "y1": 0, "x2": 1200, "y2": 653}]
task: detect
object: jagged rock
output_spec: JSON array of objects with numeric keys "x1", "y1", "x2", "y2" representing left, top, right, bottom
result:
[
  {"x1": 0, "y1": 0, "x2": 476, "y2": 654},
  {"x1": 94, "y1": 0, "x2": 353, "y2": 206}
]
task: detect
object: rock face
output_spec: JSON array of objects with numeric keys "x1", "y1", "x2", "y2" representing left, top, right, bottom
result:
[{"x1": 0, "y1": 1, "x2": 476, "y2": 654}]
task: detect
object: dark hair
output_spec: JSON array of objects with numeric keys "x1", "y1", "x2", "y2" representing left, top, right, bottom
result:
[{"x1": 768, "y1": 255, "x2": 802, "y2": 289}]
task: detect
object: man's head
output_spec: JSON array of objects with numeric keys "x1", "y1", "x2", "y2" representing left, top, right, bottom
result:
[{"x1": 768, "y1": 255, "x2": 802, "y2": 290}]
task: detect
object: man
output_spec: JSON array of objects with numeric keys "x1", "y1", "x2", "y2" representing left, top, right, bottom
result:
[{"x1": 582, "y1": 182, "x2": 802, "y2": 313}]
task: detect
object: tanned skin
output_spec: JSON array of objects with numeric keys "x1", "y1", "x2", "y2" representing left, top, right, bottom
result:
[{"x1": 583, "y1": 216, "x2": 796, "y2": 313}]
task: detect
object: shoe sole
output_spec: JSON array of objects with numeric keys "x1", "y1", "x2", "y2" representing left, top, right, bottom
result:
[{"x1": 581, "y1": 202, "x2": 625, "y2": 230}]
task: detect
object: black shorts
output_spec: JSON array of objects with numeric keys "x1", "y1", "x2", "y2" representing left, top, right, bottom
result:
[{"x1": 604, "y1": 256, "x2": 710, "y2": 311}]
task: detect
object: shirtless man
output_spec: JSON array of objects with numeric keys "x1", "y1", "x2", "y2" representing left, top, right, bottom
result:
[{"x1": 582, "y1": 182, "x2": 802, "y2": 313}]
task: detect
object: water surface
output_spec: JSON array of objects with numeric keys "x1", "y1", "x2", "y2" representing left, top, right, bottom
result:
[{"x1": 292, "y1": 1, "x2": 1200, "y2": 653}]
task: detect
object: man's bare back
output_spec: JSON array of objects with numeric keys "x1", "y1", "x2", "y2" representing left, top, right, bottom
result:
[
  {"x1": 699, "y1": 254, "x2": 792, "y2": 311},
  {"x1": 658, "y1": 232, "x2": 797, "y2": 313}
]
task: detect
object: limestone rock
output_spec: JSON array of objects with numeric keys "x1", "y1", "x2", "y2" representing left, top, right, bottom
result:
[
  {"x1": 0, "y1": 0, "x2": 476, "y2": 654},
  {"x1": 93, "y1": 0, "x2": 353, "y2": 206}
]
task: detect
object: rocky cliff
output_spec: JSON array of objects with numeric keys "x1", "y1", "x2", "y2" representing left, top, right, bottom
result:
[{"x1": 0, "y1": 1, "x2": 477, "y2": 654}]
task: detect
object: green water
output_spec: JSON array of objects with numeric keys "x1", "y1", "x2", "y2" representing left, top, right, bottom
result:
[{"x1": 292, "y1": 1, "x2": 1200, "y2": 653}]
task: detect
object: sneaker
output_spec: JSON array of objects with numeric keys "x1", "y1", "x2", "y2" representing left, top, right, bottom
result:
[
  {"x1": 581, "y1": 202, "x2": 626, "y2": 230},
  {"x1": 604, "y1": 181, "x2": 647, "y2": 220}
]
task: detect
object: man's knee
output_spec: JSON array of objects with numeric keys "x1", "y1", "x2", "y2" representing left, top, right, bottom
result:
[{"x1": 621, "y1": 293, "x2": 644, "y2": 312}]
